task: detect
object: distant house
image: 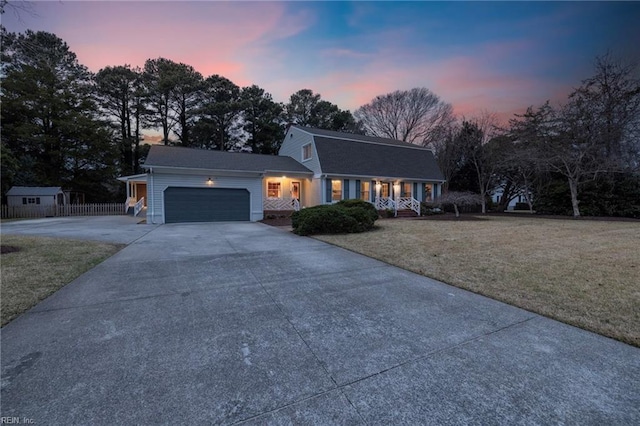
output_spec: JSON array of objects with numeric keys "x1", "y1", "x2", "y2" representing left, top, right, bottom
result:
[
  {"x1": 6, "y1": 186, "x2": 65, "y2": 207},
  {"x1": 118, "y1": 126, "x2": 445, "y2": 223}
]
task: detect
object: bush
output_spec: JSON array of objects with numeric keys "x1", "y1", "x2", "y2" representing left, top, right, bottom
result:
[
  {"x1": 292, "y1": 203, "x2": 378, "y2": 236},
  {"x1": 514, "y1": 202, "x2": 530, "y2": 211},
  {"x1": 336, "y1": 199, "x2": 379, "y2": 222},
  {"x1": 420, "y1": 202, "x2": 443, "y2": 216}
]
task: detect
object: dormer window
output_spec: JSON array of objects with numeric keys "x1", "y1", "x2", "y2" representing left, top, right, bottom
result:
[{"x1": 302, "y1": 143, "x2": 312, "y2": 161}]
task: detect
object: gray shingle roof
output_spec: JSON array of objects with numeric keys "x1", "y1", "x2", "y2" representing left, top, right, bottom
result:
[
  {"x1": 6, "y1": 186, "x2": 63, "y2": 196},
  {"x1": 143, "y1": 145, "x2": 313, "y2": 175},
  {"x1": 314, "y1": 137, "x2": 445, "y2": 181},
  {"x1": 294, "y1": 125, "x2": 431, "y2": 149}
]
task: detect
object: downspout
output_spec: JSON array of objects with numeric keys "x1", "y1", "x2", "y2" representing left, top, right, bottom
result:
[{"x1": 149, "y1": 168, "x2": 156, "y2": 224}]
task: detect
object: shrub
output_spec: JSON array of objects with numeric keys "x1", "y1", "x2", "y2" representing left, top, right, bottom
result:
[
  {"x1": 336, "y1": 199, "x2": 379, "y2": 222},
  {"x1": 514, "y1": 202, "x2": 530, "y2": 211},
  {"x1": 384, "y1": 209, "x2": 395, "y2": 218},
  {"x1": 292, "y1": 203, "x2": 378, "y2": 236},
  {"x1": 420, "y1": 202, "x2": 444, "y2": 216}
]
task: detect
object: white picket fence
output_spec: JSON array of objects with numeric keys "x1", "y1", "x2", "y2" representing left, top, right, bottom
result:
[{"x1": 1, "y1": 203, "x2": 127, "y2": 219}]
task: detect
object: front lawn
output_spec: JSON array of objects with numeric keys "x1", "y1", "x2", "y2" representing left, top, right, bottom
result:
[
  {"x1": 315, "y1": 216, "x2": 640, "y2": 347},
  {"x1": 1, "y1": 235, "x2": 123, "y2": 326}
]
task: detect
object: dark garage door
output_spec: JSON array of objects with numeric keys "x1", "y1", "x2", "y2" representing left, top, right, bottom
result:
[{"x1": 164, "y1": 187, "x2": 250, "y2": 223}]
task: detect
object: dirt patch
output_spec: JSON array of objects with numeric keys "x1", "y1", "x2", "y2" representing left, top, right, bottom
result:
[{"x1": 1, "y1": 245, "x2": 21, "y2": 255}]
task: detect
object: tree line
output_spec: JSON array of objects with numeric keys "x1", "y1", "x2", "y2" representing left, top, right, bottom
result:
[{"x1": 2, "y1": 28, "x2": 638, "y2": 217}]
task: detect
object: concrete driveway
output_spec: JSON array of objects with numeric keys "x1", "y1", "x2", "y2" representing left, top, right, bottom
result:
[
  {"x1": 1, "y1": 215, "x2": 158, "y2": 244},
  {"x1": 1, "y1": 221, "x2": 638, "y2": 424}
]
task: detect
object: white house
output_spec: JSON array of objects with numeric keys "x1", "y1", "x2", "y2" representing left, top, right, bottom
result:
[
  {"x1": 118, "y1": 126, "x2": 446, "y2": 224},
  {"x1": 6, "y1": 186, "x2": 65, "y2": 207}
]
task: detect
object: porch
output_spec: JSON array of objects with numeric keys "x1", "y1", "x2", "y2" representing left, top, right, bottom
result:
[{"x1": 117, "y1": 174, "x2": 147, "y2": 217}]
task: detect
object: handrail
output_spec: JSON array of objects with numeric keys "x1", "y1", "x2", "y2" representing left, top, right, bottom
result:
[
  {"x1": 264, "y1": 197, "x2": 300, "y2": 211},
  {"x1": 397, "y1": 197, "x2": 421, "y2": 216},
  {"x1": 133, "y1": 197, "x2": 145, "y2": 216}
]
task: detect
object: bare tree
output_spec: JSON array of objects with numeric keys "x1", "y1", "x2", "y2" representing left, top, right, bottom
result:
[
  {"x1": 533, "y1": 54, "x2": 640, "y2": 218},
  {"x1": 354, "y1": 87, "x2": 454, "y2": 146},
  {"x1": 436, "y1": 191, "x2": 483, "y2": 217},
  {"x1": 455, "y1": 113, "x2": 502, "y2": 214}
]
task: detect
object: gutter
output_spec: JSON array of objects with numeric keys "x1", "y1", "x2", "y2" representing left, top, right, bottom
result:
[{"x1": 149, "y1": 167, "x2": 156, "y2": 224}]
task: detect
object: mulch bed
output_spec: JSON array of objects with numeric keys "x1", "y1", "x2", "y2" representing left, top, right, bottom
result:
[
  {"x1": 260, "y1": 218, "x2": 292, "y2": 227},
  {"x1": 1, "y1": 245, "x2": 21, "y2": 255}
]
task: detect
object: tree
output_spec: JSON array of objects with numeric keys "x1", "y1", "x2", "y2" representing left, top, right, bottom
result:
[
  {"x1": 436, "y1": 191, "x2": 483, "y2": 217},
  {"x1": 95, "y1": 65, "x2": 143, "y2": 175},
  {"x1": 169, "y1": 63, "x2": 203, "y2": 147},
  {"x1": 142, "y1": 58, "x2": 177, "y2": 145},
  {"x1": 240, "y1": 85, "x2": 285, "y2": 154},
  {"x1": 354, "y1": 87, "x2": 454, "y2": 146},
  {"x1": 195, "y1": 75, "x2": 243, "y2": 151},
  {"x1": 1, "y1": 29, "x2": 118, "y2": 200},
  {"x1": 285, "y1": 89, "x2": 359, "y2": 132},
  {"x1": 452, "y1": 115, "x2": 503, "y2": 214}
]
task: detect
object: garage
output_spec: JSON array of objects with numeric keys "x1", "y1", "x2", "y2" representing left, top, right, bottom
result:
[{"x1": 164, "y1": 187, "x2": 250, "y2": 223}]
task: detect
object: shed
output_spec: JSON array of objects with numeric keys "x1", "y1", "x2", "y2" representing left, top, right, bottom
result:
[{"x1": 6, "y1": 186, "x2": 65, "y2": 207}]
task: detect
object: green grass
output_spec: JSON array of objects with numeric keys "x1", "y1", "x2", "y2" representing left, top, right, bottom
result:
[
  {"x1": 1, "y1": 235, "x2": 123, "y2": 326},
  {"x1": 315, "y1": 216, "x2": 640, "y2": 347}
]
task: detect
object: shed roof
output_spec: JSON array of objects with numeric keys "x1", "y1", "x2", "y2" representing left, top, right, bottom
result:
[
  {"x1": 6, "y1": 186, "x2": 63, "y2": 196},
  {"x1": 143, "y1": 145, "x2": 313, "y2": 175}
]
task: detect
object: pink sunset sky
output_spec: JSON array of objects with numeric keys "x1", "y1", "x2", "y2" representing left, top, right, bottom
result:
[{"x1": 3, "y1": 1, "x2": 639, "y2": 123}]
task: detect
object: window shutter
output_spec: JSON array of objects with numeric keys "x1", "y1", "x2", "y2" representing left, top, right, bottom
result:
[
  {"x1": 370, "y1": 181, "x2": 375, "y2": 202},
  {"x1": 421, "y1": 184, "x2": 426, "y2": 202},
  {"x1": 325, "y1": 178, "x2": 332, "y2": 203},
  {"x1": 343, "y1": 179, "x2": 349, "y2": 199},
  {"x1": 355, "y1": 180, "x2": 361, "y2": 199},
  {"x1": 22, "y1": 197, "x2": 27, "y2": 205},
  {"x1": 413, "y1": 183, "x2": 418, "y2": 199}
]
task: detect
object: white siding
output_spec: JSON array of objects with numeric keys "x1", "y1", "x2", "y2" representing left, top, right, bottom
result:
[
  {"x1": 147, "y1": 171, "x2": 263, "y2": 224},
  {"x1": 7, "y1": 195, "x2": 57, "y2": 207},
  {"x1": 279, "y1": 127, "x2": 322, "y2": 174}
]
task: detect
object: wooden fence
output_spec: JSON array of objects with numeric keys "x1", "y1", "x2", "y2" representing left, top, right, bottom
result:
[{"x1": 1, "y1": 203, "x2": 127, "y2": 219}]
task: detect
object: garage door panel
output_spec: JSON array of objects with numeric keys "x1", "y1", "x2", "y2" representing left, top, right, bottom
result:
[{"x1": 164, "y1": 187, "x2": 250, "y2": 223}]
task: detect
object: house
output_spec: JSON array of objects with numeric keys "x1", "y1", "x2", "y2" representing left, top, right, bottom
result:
[
  {"x1": 5, "y1": 186, "x2": 65, "y2": 207},
  {"x1": 119, "y1": 126, "x2": 445, "y2": 224}
]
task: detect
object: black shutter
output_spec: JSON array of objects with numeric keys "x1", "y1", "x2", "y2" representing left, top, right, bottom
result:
[
  {"x1": 343, "y1": 179, "x2": 349, "y2": 199},
  {"x1": 326, "y1": 178, "x2": 332, "y2": 203}
]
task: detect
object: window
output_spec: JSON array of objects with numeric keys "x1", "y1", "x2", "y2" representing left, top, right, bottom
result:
[
  {"x1": 302, "y1": 144, "x2": 312, "y2": 161},
  {"x1": 23, "y1": 197, "x2": 40, "y2": 205},
  {"x1": 360, "y1": 181, "x2": 370, "y2": 201},
  {"x1": 331, "y1": 180, "x2": 342, "y2": 201},
  {"x1": 424, "y1": 184, "x2": 433, "y2": 201},
  {"x1": 401, "y1": 183, "x2": 411, "y2": 197},
  {"x1": 267, "y1": 182, "x2": 281, "y2": 198}
]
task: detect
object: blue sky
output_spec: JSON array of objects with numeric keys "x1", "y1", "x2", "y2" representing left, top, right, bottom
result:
[{"x1": 3, "y1": 1, "x2": 639, "y2": 122}]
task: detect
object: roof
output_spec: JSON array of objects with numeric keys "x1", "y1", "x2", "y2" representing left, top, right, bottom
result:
[
  {"x1": 313, "y1": 137, "x2": 444, "y2": 181},
  {"x1": 293, "y1": 125, "x2": 433, "y2": 150},
  {"x1": 6, "y1": 186, "x2": 63, "y2": 196},
  {"x1": 143, "y1": 145, "x2": 313, "y2": 175}
]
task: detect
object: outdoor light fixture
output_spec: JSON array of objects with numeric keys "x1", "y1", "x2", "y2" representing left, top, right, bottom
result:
[{"x1": 207, "y1": 177, "x2": 213, "y2": 186}]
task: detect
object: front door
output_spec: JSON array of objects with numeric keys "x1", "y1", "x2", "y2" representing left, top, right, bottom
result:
[
  {"x1": 291, "y1": 181, "x2": 301, "y2": 200},
  {"x1": 380, "y1": 182, "x2": 390, "y2": 198}
]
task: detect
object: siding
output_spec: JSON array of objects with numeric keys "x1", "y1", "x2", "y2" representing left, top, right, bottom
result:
[
  {"x1": 7, "y1": 195, "x2": 57, "y2": 207},
  {"x1": 148, "y1": 171, "x2": 263, "y2": 224},
  {"x1": 279, "y1": 127, "x2": 322, "y2": 174}
]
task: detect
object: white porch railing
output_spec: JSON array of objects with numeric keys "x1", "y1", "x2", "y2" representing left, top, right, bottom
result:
[
  {"x1": 397, "y1": 197, "x2": 421, "y2": 216},
  {"x1": 133, "y1": 197, "x2": 145, "y2": 216},
  {"x1": 375, "y1": 197, "x2": 396, "y2": 212},
  {"x1": 124, "y1": 197, "x2": 133, "y2": 212},
  {"x1": 264, "y1": 197, "x2": 300, "y2": 211}
]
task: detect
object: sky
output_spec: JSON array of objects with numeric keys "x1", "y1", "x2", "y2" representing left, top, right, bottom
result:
[{"x1": 3, "y1": 1, "x2": 639, "y2": 123}]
